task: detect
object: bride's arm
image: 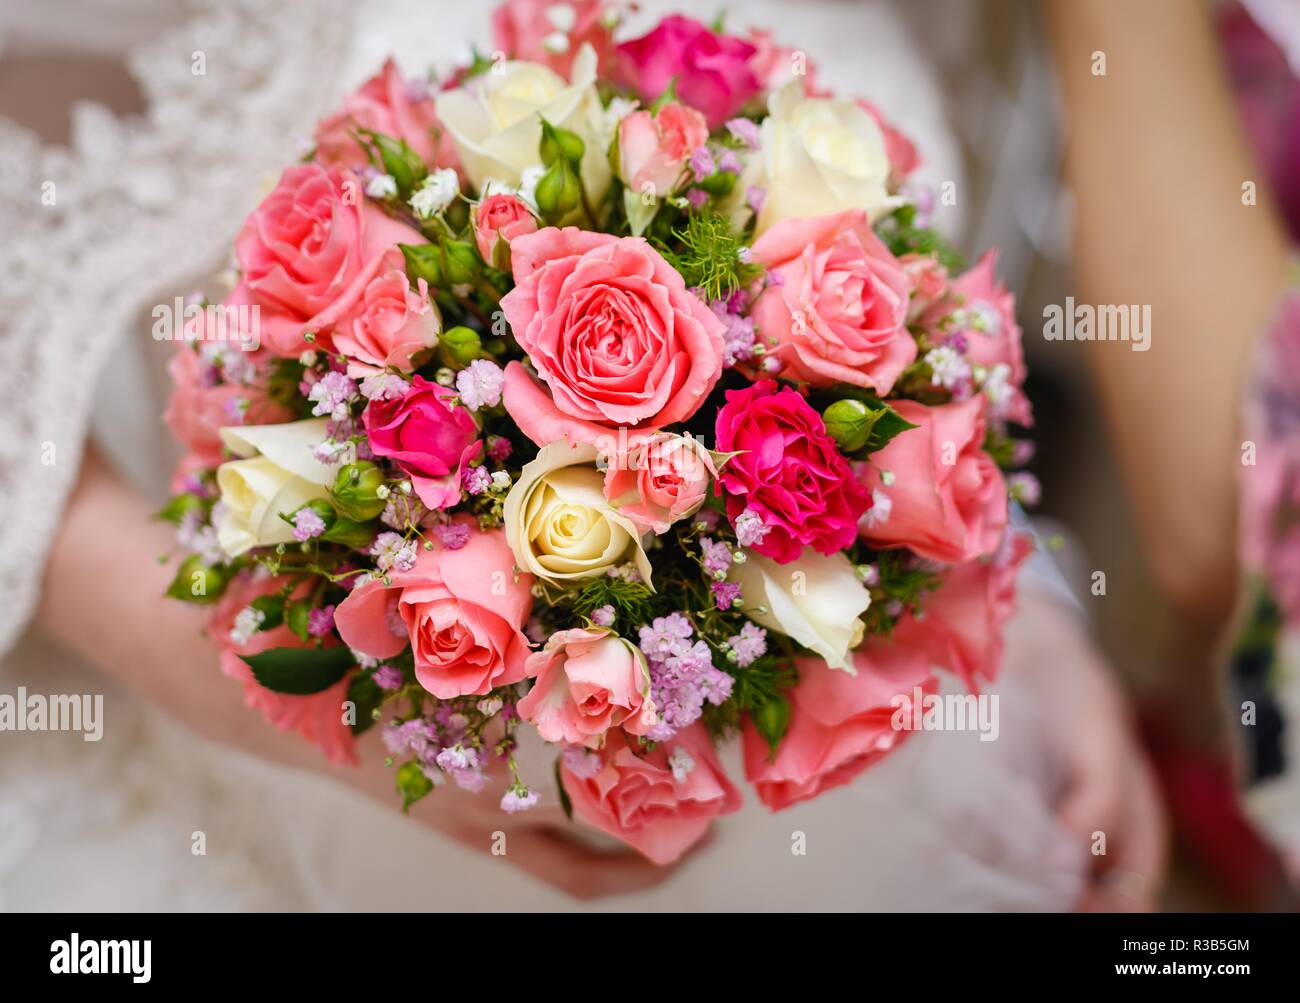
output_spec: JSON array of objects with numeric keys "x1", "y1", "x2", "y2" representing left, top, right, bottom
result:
[
  {"x1": 34, "y1": 447, "x2": 669, "y2": 900},
  {"x1": 1043, "y1": 0, "x2": 1289, "y2": 624}
]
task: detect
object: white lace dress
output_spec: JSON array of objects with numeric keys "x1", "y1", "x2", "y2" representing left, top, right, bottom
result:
[{"x1": 0, "y1": 0, "x2": 1085, "y2": 910}]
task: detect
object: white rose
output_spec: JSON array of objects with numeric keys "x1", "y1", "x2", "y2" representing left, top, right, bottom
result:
[
  {"x1": 755, "y1": 82, "x2": 900, "y2": 236},
  {"x1": 436, "y1": 44, "x2": 610, "y2": 208},
  {"x1": 215, "y1": 419, "x2": 335, "y2": 558},
  {"x1": 728, "y1": 549, "x2": 870, "y2": 672},
  {"x1": 503, "y1": 442, "x2": 652, "y2": 588}
]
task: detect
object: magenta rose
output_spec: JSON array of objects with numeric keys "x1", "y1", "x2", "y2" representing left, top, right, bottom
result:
[
  {"x1": 313, "y1": 58, "x2": 458, "y2": 173},
  {"x1": 362, "y1": 375, "x2": 481, "y2": 509},
  {"x1": 857, "y1": 397, "x2": 1008, "y2": 564},
  {"x1": 491, "y1": 0, "x2": 616, "y2": 78},
  {"x1": 229, "y1": 164, "x2": 424, "y2": 357},
  {"x1": 714, "y1": 380, "x2": 871, "y2": 563},
  {"x1": 749, "y1": 209, "x2": 915, "y2": 394},
  {"x1": 500, "y1": 227, "x2": 726, "y2": 450},
  {"x1": 615, "y1": 15, "x2": 761, "y2": 129}
]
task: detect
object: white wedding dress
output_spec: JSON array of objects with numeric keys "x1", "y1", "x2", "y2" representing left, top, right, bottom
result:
[{"x1": 0, "y1": 0, "x2": 1085, "y2": 910}]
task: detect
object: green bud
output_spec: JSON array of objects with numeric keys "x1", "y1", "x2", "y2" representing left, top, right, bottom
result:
[
  {"x1": 332, "y1": 461, "x2": 388, "y2": 522},
  {"x1": 539, "y1": 119, "x2": 585, "y2": 167},
  {"x1": 396, "y1": 760, "x2": 434, "y2": 813},
  {"x1": 399, "y1": 243, "x2": 444, "y2": 287},
  {"x1": 752, "y1": 694, "x2": 792, "y2": 757},
  {"x1": 321, "y1": 516, "x2": 377, "y2": 549},
  {"x1": 822, "y1": 398, "x2": 877, "y2": 454},
  {"x1": 442, "y1": 239, "x2": 483, "y2": 285},
  {"x1": 367, "y1": 131, "x2": 427, "y2": 194},
  {"x1": 439, "y1": 325, "x2": 482, "y2": 369},
  {"x1": 535, "y1": 160, "x2": 581, "y2": 222},
  {"x1": 166, "y1": 554, "x2": 228, "y2": 604}
]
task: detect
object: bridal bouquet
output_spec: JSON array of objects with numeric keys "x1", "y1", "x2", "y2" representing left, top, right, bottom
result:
[{"x1": 160, "y1": 0, "x2": 1035, "y2": 864}]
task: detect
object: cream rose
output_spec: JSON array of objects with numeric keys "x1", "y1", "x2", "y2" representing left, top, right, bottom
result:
[
  {"x1": 503, "y1": 443, "x2": 652, "y2": 588},
  {"x1": 755, "y1": 83, "x2": 899, "y2": 236},
  {"x1": 215, "y1": 419, "x2": 335, "y2": 558},
  {"x1": 727, "y1": 549, "x2": 871, "y2": 672},
  {"x1": 435, "y1": 44, "x2": 610, "y2": 207}
]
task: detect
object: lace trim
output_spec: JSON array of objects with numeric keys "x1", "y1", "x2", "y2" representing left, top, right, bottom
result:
[{"x1": 0, "y1": 0, "x2": 355, "y2": 655}]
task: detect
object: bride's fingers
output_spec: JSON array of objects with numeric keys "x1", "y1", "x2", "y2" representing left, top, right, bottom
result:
[{"x1": 460, "y1": 825, "x2": 672, "y2": 900}]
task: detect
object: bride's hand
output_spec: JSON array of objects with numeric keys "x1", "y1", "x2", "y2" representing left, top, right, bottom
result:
[
  {"x1": 35, "y1": 448, "x2": 671, "y2": 901},
  {"x1": 1004, "y1": 591, "x2": 1169, "y2": 911}
]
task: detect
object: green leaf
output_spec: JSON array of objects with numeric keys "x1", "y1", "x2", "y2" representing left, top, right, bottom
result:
[
  {"x1": 347, "y1": 673, "x2": 384, "y2": 736},
  {"x1": 165, "y1": 555, "x2": 227, "y2": 604},
  {"x1": 396, "y1": 759, "x2": 434, "y2": 813},
  {"x1": 554, "y1": 758, "x2": 574, "y2": 822},
  {"x1": 239, "y1": 645, "x2": 354, "y2": 695},
  {"x1": 285, "y1": 601, "x2": 313, "y2": 643},
  {"x1": 250, "y1": 594, "x2": 285, "y2": 632},
  {"x1": 156, "y1": 492, "x2": 203, "y2": 526}
]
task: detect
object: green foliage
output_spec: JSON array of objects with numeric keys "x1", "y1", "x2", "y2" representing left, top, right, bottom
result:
[
  {"x1": 655, "y1": 211, "x2": 763, "y2": 302},
  {"x1": 567, "y1": 577, "x2": 659, "y2": 632},
  {"x1": 239, "y1": 645, "x2": 354, "y2": 695},
  {"x1": 703, "y1": 654, "x2": 797, "y2": 742},
  {"x1": 875, "y1": 203, "x2": 965, "y2": 273},
  {"x1": 860, "y1": 550, "x2": 944, "y2": 635},
  {"x1": 347, "y1": 673, "x2": 384, "y2": 737}
]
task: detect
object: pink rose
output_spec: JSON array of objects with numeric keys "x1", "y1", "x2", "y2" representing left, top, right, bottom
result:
[
  {"x1": 894, "y1": 531, "x2": 1031, "y2": 691},
  {"x1": 362, "y1": 375, "x2": 482, "y2": 509},
  {"x1": 860, "y1": 100, "x2": 921, "y2": 180},
  {"x1": 749, "y1": 209, "x2": 915, "y2": 394},
  {"x1": 743, "y1": 642, "x2": 936, "y2": 811},
  {"x1": 230, "y1": 164, "x2": 425, "y2": 357},
  {"x1": 500, "y1": 228, "x2": 726, "y2": 449},
  {"x1": 517, "y1": 627, "x2": 653, "y2": 747},
  {"x1": 857, "y1": 397, "x2": 1008, "y2": 564},
  {"x1": 615, "y1": 16, "x2": 761, "y2": 129},
  {"x1": 313, "y1": 58, "x2": 457, "y2": 173},
  {"x1": 210, "y1": 572, "x2": 357, "y2": 766},
  {"x1": 472, "y1": 192, "x2": 539, "y2": 268},
  {"x1": 310, "y1": 257, "x2": 440, "y2": 375},
  {"x1": 604, "y1": 432, "x2": 715, "y2": 535},
  {"x1": 334, "y1": 523, "x2": 533, "y2": 699},
  {"x1": 617, "y1": 101, "x2": 709, "y2": 198},
  {"x1": 715, "y1": 380, "x2": 870, "y2": 563},
  {"x1": 491, "y1": 0, "x2": 615, "y2": 78},
  {"x1": 561, "y1": 724, "x2": 741, "y2": 865},
  {"x1": 163, "y1": 345, "x2": 291, "y2": 467},
  {"x1": 745, "y1": 28, "x2": 828, "y2": 97},
  {"x1": 945, "y1": 250, "x2": 1032, "y2": 426}
]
